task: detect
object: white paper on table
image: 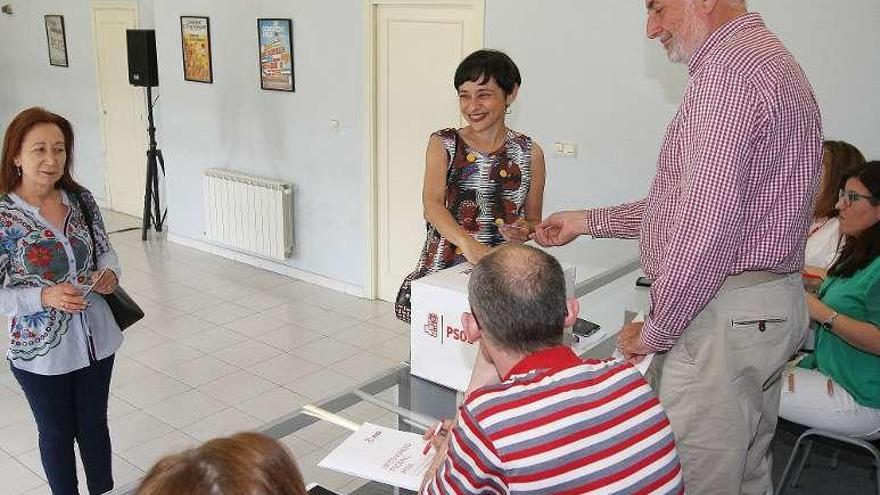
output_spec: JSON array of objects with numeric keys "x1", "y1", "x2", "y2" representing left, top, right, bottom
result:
[{"x1": 318, "y1": 423, "x2": 432, "y2": 491}]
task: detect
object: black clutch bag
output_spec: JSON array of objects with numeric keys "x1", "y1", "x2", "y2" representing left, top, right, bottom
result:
[
  {"x1": 75, "y1": 192, "x2": 145, "y2": 331},
  {"x1": 102, "y1": 285, "x2": 145, "y2": 331}
]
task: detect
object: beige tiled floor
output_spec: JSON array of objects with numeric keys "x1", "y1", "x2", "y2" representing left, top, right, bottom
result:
[{"x1": 0, "y1": 210, "x2": 410, "y2": 494}]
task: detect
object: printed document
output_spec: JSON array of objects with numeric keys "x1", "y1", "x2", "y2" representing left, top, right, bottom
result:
[{"x1": 318, "y1": 423, "x2": 432, "y2": 491}]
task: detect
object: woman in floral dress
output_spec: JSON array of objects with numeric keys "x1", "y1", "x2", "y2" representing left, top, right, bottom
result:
[{"x1": 396, "y1": 50, "x2": 546, "y2": 322}]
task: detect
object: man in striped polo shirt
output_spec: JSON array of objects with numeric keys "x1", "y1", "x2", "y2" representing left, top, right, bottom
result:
[{"x1": 422, "y1": 245, "x2": 684, "y2": 494}]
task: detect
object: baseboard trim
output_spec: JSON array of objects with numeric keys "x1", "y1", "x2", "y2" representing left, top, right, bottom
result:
[{"x1": 167, "y1": 233, "x2": 366, "y2": 298}]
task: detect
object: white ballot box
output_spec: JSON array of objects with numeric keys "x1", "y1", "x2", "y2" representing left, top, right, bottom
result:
[{"x1": 410, "y1": 261, "x2": 575, "y2": 391}]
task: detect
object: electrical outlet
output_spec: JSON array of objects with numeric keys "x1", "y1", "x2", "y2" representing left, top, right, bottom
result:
[{"x1": 553, "y1": 141, "x2": 577, "y2": 158}]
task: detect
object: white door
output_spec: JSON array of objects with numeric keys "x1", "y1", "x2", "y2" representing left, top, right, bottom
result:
[
  {"x1": 91, "y1": 2, "x2": 145, "y2": 217},
  {"x1": 374, "y1": 1, "x2": 484, "y2": 302}
]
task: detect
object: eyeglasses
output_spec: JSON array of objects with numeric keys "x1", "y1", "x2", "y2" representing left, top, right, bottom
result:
[
  {"x1": 469, "y1": 305, "x2": 481, "y2": 328},
  {"x1": 838, "y1": 189, "x2": 878, "y2": 206}
]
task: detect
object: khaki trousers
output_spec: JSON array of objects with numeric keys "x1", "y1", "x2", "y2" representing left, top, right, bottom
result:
[{"x1": 657, "y1": 272, "x2": 807, "y2": 495}]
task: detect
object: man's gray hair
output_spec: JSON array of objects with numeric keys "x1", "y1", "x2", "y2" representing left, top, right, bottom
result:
[{"x1": 468, "y1": 245, "x2": 567, "y2": 354}]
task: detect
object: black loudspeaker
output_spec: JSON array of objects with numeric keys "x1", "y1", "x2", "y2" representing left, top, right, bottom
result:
[{"x1": 126, "y1": 29, "x2": 159, "y2": 87}]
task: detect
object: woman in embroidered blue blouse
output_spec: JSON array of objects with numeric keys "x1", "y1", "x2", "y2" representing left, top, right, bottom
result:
[{"x1": 1, "y1": 107, "x2": 122, "y2": 494}]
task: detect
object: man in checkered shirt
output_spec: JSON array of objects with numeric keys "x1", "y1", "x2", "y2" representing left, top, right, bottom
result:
[{"x1": 535, "y1": 1, "x2": 822, "y2": 493}]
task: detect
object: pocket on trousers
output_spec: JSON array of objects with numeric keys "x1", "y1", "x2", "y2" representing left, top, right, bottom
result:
[
  {"x1": 728, "y1": 316, "x2": 793, "y2": 354},
  {"x1": 730, "y1": 316, "x2": 789, "y2": 332}
]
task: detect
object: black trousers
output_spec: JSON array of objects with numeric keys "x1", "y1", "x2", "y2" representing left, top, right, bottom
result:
[{"x1": 12, "y1": 354, "x2": 115, "y2": 495}]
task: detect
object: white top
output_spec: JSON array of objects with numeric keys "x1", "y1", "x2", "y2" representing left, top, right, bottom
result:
[{"x1": 805, "y1": 217, "x2": 843, "y2": 269}]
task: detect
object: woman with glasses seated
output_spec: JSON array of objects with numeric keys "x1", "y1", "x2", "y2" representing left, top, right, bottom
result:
[
  {"x1": 780, "y1": 161, "x2": 880, "y2": 437},
  {"x1": 802, "y1": 141, "x2": 864, "y2": 289},
  {"x1": 799, "y1": 141, "x2": 864, "y2": 351}
]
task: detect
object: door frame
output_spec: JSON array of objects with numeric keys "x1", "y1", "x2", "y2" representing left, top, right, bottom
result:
[
  {"x1": 90, "y1": 0, "x2": 143, "y2": 212},
  {"x1": 362, "y1": 0, "x2": 485, "y2": 300}
]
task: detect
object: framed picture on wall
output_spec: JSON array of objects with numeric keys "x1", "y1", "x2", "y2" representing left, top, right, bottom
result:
[
  {"x1": 257, "y1": 18, "x2": 294, "y2": 92},
  {"x1": 180, "y1": 16, "x2": 213, "y2": 83},
  {"x1": 44, "y1": 15, "x2": 68, "y2": 67}
]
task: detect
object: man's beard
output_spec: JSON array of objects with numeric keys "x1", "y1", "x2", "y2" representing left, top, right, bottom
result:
[{"x1": 667, "y1": 1, "x2": 710, "y2": 64}]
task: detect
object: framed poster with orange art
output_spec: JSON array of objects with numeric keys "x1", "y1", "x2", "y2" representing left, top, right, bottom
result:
[{"x1": 180, "y1": 16, "x2": 213, "y2": 83}]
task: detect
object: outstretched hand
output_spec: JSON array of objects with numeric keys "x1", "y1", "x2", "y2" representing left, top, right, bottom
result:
[
  {"x1": 532, "y1": 210, "x2": 589, "y2": 247},
  {"x1": 499, "y1": 219, "x2": 531, "y2": 244}
]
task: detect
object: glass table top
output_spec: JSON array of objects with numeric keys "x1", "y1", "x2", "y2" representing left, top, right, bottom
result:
[{"x1": 111, "y1": 260, "x2": 642, "y2": 495}]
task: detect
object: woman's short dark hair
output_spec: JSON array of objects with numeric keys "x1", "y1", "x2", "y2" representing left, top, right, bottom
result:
[
  {"x1": 454, "y1": 49, "x2": 521, "y2": 95},
  {"x1": 0, "y1": 106, "x2": 82, "y2": 194},
  {"x1": 815, "y1": 140, "x2": 865, "y2": 219},
  {"x1": 828, "y1": 161, "x2": 880, "y2": 278},
  {"x1": 136, "y1": 432, "x2": 307, "y2": 495}
]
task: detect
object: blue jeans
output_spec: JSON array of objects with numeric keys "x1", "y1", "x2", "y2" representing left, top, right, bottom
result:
[{"x1": 12, "y1": 355, "x2": 115, "y2": 495}]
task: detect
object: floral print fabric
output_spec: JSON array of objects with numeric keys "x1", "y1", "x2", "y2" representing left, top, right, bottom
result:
[{"x1": 0, "y1": 189, "x2": 120, "y2": 369}]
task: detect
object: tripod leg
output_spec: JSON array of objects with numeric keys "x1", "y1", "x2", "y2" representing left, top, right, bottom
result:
[
  {"x1": 156, "y1": 149, "x2": 165, "y2": 173},
  {"x1": 142, "y1": 150, "x2": 155, "y2": 240},
  {"x1": 153, "y1": 149, "x2": 164, "y2": 231}
]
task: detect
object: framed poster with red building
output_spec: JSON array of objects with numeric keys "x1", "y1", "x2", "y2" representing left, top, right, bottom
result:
[{"x1": 257, "y1": 18, "x2": 294, "y2": 92}]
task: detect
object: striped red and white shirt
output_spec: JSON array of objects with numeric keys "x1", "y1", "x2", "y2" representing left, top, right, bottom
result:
[
  {"x1": 589, "y1": 13, "x2": 823, "y2": 351},
  {"x1": 424, "y1": 347, "x2": 684, "y2": 494}
]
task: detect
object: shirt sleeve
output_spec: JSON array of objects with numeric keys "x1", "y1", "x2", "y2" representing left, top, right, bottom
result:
[
  {"x1": 588, "y1": 199, "x2": 646, "y2": 239},
  {"x1": 866, "y1": 266, "x2": 880, "y2": 328},
  {"x1": 641, "y1": 64, "x2": 762, "y2": 351},
  {"x1": 425, "y1": 407, "x2": 507, "y2": 495},
  {"x1": 0, "y1": 235, "x2": 44, "y2": 317}
]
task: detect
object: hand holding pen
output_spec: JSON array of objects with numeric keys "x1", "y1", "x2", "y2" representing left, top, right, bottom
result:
[
  {"x1": 422, "y1": 421, "x2": 452, "y2": 455},
  {"x1": 419, "y1": 419, "x2": 456, "y2": 493}
]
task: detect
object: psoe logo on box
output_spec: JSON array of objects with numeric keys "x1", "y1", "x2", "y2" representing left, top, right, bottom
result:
[
  {"x1": 424, "y1": 313, "x2": 439, "y2": 338},
  {"x1": 446, "y1": 325, "x2": 475, "y2": 345}
]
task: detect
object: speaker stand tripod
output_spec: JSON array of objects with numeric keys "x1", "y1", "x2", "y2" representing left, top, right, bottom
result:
[{"x1": 141, "y1": 85, "x2": 167, "y2": 241}]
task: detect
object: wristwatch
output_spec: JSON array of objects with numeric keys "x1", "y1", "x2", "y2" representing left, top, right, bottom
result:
[{"x1": 822, "y1": 310, "x2": 839, "y2": 328}]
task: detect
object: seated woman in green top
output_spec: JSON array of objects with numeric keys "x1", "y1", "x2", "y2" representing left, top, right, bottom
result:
[{"x1": 779, "y1": 161, "x2": 880, "y2": 438}]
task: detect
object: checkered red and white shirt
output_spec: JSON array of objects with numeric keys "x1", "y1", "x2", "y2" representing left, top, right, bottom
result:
[{"x1": 589, "y1": 13, "x2": 823, "y2": 351}]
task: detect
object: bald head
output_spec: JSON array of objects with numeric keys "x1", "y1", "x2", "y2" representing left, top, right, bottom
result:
[{"x1": 468, "y1": 245, "x2": 567, "y2": 354}]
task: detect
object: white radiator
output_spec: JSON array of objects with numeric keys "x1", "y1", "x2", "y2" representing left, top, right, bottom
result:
[{"x1": 203, "y1": 168, "x2": 293, "y2": 261}]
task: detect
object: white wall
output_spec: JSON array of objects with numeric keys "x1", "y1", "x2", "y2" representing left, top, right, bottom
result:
[
  {"x1": 2, "y1": 1, "x2": 878, "y2": 295},
  {"x1": 0, "y1": 0, "x2": 153, "y2": 202},
  {"x1": 150, "y1": 0, "x2": 366, "y2": 289},
  {"x1": 484, "y1": 0, "x2": 879, "y2": 266},
  {"x1": 486, "y1": 0, "x2": 880, "y2": 215},
  {"x1": 754, "y1": 0, "x2": 880, "y2": 158}
]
